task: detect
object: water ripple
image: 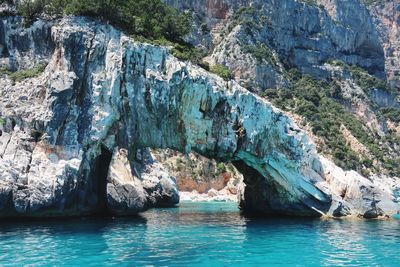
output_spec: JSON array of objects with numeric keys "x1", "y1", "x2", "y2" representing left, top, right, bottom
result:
[{"x1": 0, "y1": 202, "x2": 399, "y2": 266}]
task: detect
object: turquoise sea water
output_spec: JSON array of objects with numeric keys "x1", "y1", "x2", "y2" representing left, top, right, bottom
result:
[{"x1": 0, "y1": 202, "x2": 399, "y2": 266}]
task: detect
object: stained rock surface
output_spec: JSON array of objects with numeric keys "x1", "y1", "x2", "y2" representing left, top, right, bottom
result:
[{"x1": 0, "y1": 17, "x2": 398, "y2": 218}]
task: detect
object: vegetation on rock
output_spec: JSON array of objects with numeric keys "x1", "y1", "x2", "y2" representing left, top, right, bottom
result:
[
  {"x1": 15, "y1": 0, "x2": 192, "y2": 42},
  {"x1": 0, "y1": 64, "x2": 46, "y2": 84},
  {"x1": 262, "y1": 70, "x2": 400, "y2": 176},
  {"x1": 210, "y1": 64, "x2": 233, "y2": 81}
]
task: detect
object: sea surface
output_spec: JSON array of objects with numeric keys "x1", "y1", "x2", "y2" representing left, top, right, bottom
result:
[{"x1": 0, "y1": 201, "x2": 399, "y2": 266}]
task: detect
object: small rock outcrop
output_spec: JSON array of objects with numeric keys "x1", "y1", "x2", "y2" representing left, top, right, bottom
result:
[{"x1": 0, "y1": 17, "x2": 398, "y2": 218}]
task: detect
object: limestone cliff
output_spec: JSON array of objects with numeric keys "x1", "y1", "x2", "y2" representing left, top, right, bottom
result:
[
  {"x1": 0, "y1": 17, "x2": 398, "y2": 218},
  {"x1": 164, "y1": 0, "x2": 400, "y2": 181},
  {"x1": 165, "y1": 0, "x2": 398, "y2": 85}
]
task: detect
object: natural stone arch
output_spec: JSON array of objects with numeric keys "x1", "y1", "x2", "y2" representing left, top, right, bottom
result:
[
  {"x1": 0, "y1": 18, "x2": 343, "y2": 217},
  {"x1": 0, "y1": 18, "x2": 397, "y2": 219},
  {"x1": 110, "y1": 50, "x2": 332, "y2": 216}
]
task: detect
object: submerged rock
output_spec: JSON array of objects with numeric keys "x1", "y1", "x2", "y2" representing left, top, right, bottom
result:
[{"x1": 0, "y1": 17, "x2": 398, "y2": 218}]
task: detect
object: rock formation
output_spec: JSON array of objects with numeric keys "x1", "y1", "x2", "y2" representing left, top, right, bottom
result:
[
  {"x1": 0, "y1": 16, "x2": 398, "y2": 218},
  {"x1": 165, "y1": 0, "x2": 400, "y2": 203},
  {"x1": 165, "y1": 0, "x2": 399, "y2": 90}
]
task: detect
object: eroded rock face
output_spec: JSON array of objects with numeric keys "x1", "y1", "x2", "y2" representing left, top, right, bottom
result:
[
  {"x1": 0, "y1": 17, "x2": 398, "y2": 218},
  {"x1": 166, "y1": 0, "x2": 395, "y2": 91},
  {"x1": 368, "y1": 0, "x2": 400, "y2": 88},
  {"x1": 107, "y1": 148, "x2": 179, "y2": 215}
]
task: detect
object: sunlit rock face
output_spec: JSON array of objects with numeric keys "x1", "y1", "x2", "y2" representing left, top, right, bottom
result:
[
  {"x1": 0, "y1": 17, "x2": 398, "y2": 218},
  {"x1": 164, "y1": 0, "x2": 394, "y2": 91}
]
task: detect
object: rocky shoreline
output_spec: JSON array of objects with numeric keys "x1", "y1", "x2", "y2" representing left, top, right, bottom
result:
[{"x1": 179, "y1": 185, "x2": 241, "y2": 203}]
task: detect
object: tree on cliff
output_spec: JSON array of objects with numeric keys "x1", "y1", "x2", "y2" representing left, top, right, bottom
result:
[
  {"x1": 15, "y1": 0, "x2": 192, "y2": 42},
  {"x1": 65, "y1": 0, "x2": 192, "y2": 41},
  {"x1": 17, "y1": 0, "x2": 46, "y2": 26}
]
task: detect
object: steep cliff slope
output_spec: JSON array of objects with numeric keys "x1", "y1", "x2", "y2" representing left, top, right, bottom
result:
[
  {"x1": 163, "y1": 0, "x2": 400, "y2": 180},
  {"x1": 0, "y1": 17, "x2": 398, "y2": 218}
]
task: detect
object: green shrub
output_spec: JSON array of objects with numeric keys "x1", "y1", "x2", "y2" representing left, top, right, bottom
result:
[
  {"x1": 200, "y1": 23, "x2": 209, "y2": 34},
  {"x1": 261, "y1": 89, "x2": 278, "y2": 99},
  {"x1": 171, "y1": 42, "x2": 203, "y2": 63},
  {"x1": 229, "y1": 7, "x2": 260, "y2": 32},
  {"x1": 2, "y1": 64, "x2": 46, "y2": 83},
  {"x1": 210, "y1": 64, "x2": 233, "y2": 81},
  {"x1": 380, "y1": 108, "x2": 400, "y2": 123},
  {"x1": 0, "y1": 66, "x2": 13, "y2": 76},
  {"x1": 243, "y1": 44, "x2": 276, "y2": 65},
  {"x1": 43, "y1": 0, "x2": 69, "y2": 18},
  {"x1": 217, "y1": 163, "x2": 227, "y2": 173},
  {"x1": 17, "y1": 0, "x2": 46, "y2": 27}
]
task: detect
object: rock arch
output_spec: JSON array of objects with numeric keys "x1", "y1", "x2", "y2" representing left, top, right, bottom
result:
[
  {"x1": 98, "y1": 27, "x2": 332, "y2": 217},
  {"x1": 0, "y1": 18, "x2": 397, "y2": 218}
]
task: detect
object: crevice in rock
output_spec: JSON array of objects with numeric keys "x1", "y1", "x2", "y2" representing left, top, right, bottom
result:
[
  {"x1": 24, "y1": 144, "x2": 35, "y2": 175},
  {"x1": 30, "y1": 131, "x2": 43, "y2": 142},
  {"x1": 0, "y1": 20, "x2": 10, "y2": 58},
  {"x1": 76, "y1": 32, "x2": 96, "y2": 144},
  {"x1": 76, "y1": 32, "x2": 96, "y2": 107},
  {"x1": 54, "y1": 113, "x2": 71, "y2": 145},
  {"x1": 91, "y1": 145, "x2": 112, "y2": 215}
]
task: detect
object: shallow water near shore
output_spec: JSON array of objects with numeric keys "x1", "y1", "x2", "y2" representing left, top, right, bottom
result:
[{"x1": 0, "y1": 202, "x2": 399, "y2": 266}]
